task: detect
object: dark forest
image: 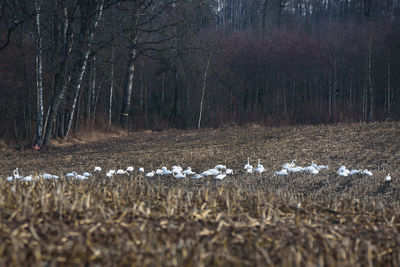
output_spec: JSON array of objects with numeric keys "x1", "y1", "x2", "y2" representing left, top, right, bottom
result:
[{"x1": 1, "y1": 0, "x2": 400, "y2": 146}]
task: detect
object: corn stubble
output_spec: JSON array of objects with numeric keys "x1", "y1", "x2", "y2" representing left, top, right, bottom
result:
[{"x1": 0, "y1": 122, "x2": 399, "y2": 266}]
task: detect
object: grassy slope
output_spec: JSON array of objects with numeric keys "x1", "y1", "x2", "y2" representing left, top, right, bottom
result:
[{"x1": 0, "y1": 122, "x2": 399, "y2": 266}]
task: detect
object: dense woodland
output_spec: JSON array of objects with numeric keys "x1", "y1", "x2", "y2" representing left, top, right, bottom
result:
[{"x1": 1, "y1": 0, "x2": 400, "y2": 146}]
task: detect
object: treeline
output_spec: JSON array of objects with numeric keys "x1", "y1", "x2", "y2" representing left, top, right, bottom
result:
[{"x1": 1, "y1": 0, "x2": 400, "y2": 146}]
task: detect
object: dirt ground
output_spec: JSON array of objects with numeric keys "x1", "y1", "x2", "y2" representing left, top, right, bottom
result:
[
  {"x1": 0, "y1": 122, "x2": 399, "y2": 266},
  {"x1": 1, "y1": 122, "x2": 399, "y2": 201}
]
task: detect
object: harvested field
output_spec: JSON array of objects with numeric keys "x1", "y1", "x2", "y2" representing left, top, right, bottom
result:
[{"x1": 0, "y1": 122, "x2": 400, "y2": 266}]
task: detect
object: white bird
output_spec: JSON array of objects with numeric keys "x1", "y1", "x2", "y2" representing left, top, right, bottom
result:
[
  {"x1": 305, "y1": 166, "x2": 319, "y2": 175},
  {"x1": 106, "y1": 172, "x2": 113, "y2": 178},
  {"x1": 244, "y1": 157, "x2": 253, "y2": 170},
  {"x1": 172, "y1": 165, "x2": 183, "y2": 172},
  {"x1": 337, "y1": 166, "x2": 350, "y2": 176},
  {"x1": 75, "y1": 174, "x2": 88, "y2": 180},
  {"x1": 310, "y1": 161, "x2": 318, "y2": 169},
  {"x1": 146, "y1": 171, "x2": 155, "y2": 177},
  {"x1": 226, "y1": 169, "x2": 233, "y2": 175},
  {"x1": 155, "y1": 169, "x2": 163, "y2": 175},
  {"x1": 42, "y1": 173, "x2": 53, "y2": 179},
  {"x1": 138, "y1": 167, "x2": 145, "y2": 173},
  {"x1": 317, "y1": 164, "x2": 329, "y2": 171},
  {"x1": 215, "y1": 164, "x2": 226, "y2": 170},
  {"x1": 161, "y1": 168, "x2": 172, "y2": 175},
  {"x1": 13, "y1": 168, "x2": 22, "y2": 179},
  {"x1": 255, "y1": 159, "x2": 265, "y2": 174},
  {"x1": 22, "y1": 175, "x2": 33, "y2": 182},
  {"x1": 191, "y1": 174, "x2": 202, "y2": 179},
  {"x1": 116, "y1": 169, "x2": 126, "y2": 175},
  {"x1": 275, "y1": 169, "x2": 289, "y2": 176},
  {"x1": 349, "y1": 169, "x2": 361, "y2": 175},
  {"x1": 94, "y1": 166, "x2": 102, "y2": 172},
  {"x1": 173, "y1": 172, "x2": 185, "y2": 179},
  {"x1": 215, "y1": 173, "x2": 226, "y2": 180},
  {"x1": 6, "y1": 176, "x2": 14, "y2": 181},
  {"x1": 52, "y1": 175, "x2": 60, "y2": 179},
  {"x1": 362, "y1": 169, "x2": 373, "y2": 176},
  {"x1": 108, "y1": 170, "x2": 116, "y2": 175},
  {"x1": 200, "y1": 170, "x2": 213, "y2": 177},
  {"x1": 287, "y1": 166, "x2": 304, "y2": 173},
  {"x1": 385, "y1": 174, "x2": 391, "y2": 182},
  {"x1": 282, "y1": 160, "x2": 296, "y2": 170},
  {"x1": 82, "y1": 172, "x2": 92, "y2": 177},
  {"x1": 126, "y1": 166, "x2": 134, "y2": 172},
  {"x1": 183, "y1": 167, "x2": 194, "y2": 175},
  {"x1": 66, "y1": 172, "x2": 77, "y2": 178},
  {"x1": 208, "y1": 168, "x2": 221, "y2": 176}
]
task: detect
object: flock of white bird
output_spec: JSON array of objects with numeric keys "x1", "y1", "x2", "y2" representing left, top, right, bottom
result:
[{"x1": 4, "y1": 158, "x2": 393, "y2": 182}]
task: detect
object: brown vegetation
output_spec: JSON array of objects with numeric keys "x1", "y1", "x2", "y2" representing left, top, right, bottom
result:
[{"x1": 0, "y1": 122, "x2": 399, "y2": 266}]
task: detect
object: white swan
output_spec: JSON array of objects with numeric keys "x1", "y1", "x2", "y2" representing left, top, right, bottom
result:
[
  {"x1": 22, "y1": 175, "x2": 33, "y2": 182},
  {"x1": 282, "y1": 160, "x2": 296, "y2": 170},
  {"x1": 349, "y1": 169, "x2": 361, "y2": 175},
  {"x1": 200, "y1": 170, "x2": 213, "y2": 177},
  {"x1": 305, "y1": 165, "x2": 319, "y2": 175},
  {"x1": 76, "y1": 174, "x2": 88, "y2": 180},
  {"x1": 126, "y1": 166, "x2": 134, "y2": 172},
  {"x1": 275, "y1": 169, "x2": 288, "y2": 176},
  {"x1": 215, "y1": 173, "x2": 226, "y2": 180},
  {"x1": 13, "y1": 168, "x2": 22, "y2": 179},
  {"x1": 146, "y1": 171, "x2": 155, "y2": 177},
  {"x1": 255, "y1": 159, "x2": 265, "y2": 174},
  {"x1": 244, "y1": 157, "x2": 253, "y2": 171},
  {"x1": 138, "y1": 167, "x2": 145, "y2": 173},
  {"x1": 385, "y1": 174, "x2": 391, "y2": 182},
  {"x1": 116, "y1": 169, "x2": 126, "y2": 175},
  {"x1": 215, "y1": 164, "x2": 226, "y2": 170},
  {"x1": 94, "y1": 166, "x2": 102, "y2": 172},
  {"x1": 208, "y1": 169, "x2": 221, "y2": 176},
  {"x1": 226, "y1": 169, "x2": 233, "y2": 175},
  {"x1": 173, "y1": 171, "x2": 185, "y2": 179},
  {"x1": 155, "y1": 169, "x2": 163, "y2": 175},
  {"x1": 66, "y1": 172, "x2": 77, "y2": 178},
  {"x1": 161, "y1": 168, "x2": 172, "y2": 175},
  {"x1": 337, "y1": 166, "x2": 350, "y2": 176},
  {"x1": 183, "y1": 167, "x2": 194, "y2": 175},
  {"x1": 82, "y1": 172, "x2": 92, "y2": 177},
  {"x1": 362, "y1": 169, "x2": 373, "y2": 176},
  {"x1": 191, "y1": 174, "x2": 202, "y2": 179},
  {"x1": 287, "y1": 166, "x2": 304, "y2": 173},
  {"x1": 172, "y1": 165, "x2": 183, "y2": 172}
]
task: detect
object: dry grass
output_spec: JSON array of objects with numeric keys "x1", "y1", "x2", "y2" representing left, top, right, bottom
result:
[{"x1": 0, "y1": 122, "x2": 399, "y2": 266}]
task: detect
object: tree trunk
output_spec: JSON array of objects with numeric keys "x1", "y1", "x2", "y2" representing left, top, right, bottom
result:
[
  {"x1": 64, "y1": 0, "x2": 104, "y2": 138},
  {"x1": 198, "y1": 51, "x2": 211, "y2": 129},
  {"x1": 90, "y1": 55, "x2": 96, "y2": 121},
  {"x1": 368, "y1": 38, "x2": 374, "y2": 122},
  {"x1": 109, "y1": 46, "x2": 114, "y2": 127},
  {"x1": 120, "y1": 48, "x2": 136, "y2": 128},
  {"x1": 387, "y1": 61, "x2": 391, "y2": 114},
  {"x1": 35, "y1": 0, "x2": 44, "y2": 148},
  {"x1": 42, "y1": 4, "x2": 73, "y2": 147}
]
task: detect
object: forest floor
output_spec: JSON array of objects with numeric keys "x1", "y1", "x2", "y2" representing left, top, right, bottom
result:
[{"x1": 0, "y1": 122, "x2": 399, "y2": 266}]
